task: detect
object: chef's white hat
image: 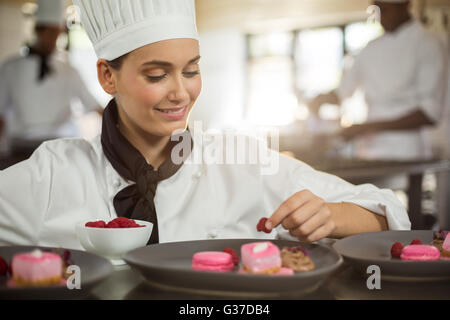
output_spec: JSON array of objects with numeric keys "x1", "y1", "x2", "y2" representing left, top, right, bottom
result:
[
  {"x1": 35, "y1": 0, "x2": 66, "y2": 26},
  {"x1": 73, "y1": 0, "x2": 199, "y2": 61}
]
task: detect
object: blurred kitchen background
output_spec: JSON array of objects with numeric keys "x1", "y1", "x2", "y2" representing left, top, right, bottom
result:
[{"x1": 0, "y1": 0, "x2": 449, "y2": 230}]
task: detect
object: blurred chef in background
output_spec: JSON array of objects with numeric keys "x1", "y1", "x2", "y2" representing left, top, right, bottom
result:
[
  {"x1": 0, "y1": 0, "x2": 102, "y2": 162},
  {"x1": 308, "y1": 0, "x2": 448, "y2": 161}
]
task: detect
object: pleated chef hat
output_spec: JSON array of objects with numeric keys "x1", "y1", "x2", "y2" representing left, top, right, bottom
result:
[
  {"x1": 73, "y1": 0, "x2": 199, "y2": 61},
  {"x1": 35, "y1": 0, "x2": 66, "y2": 26}
]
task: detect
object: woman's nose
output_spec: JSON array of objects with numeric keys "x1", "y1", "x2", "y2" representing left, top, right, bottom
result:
[{"x1": 167, "y1": 76, "x2": 190, "y2": 103}]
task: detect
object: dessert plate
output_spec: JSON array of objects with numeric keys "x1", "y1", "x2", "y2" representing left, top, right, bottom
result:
[
  {"x1": 0, "y1": 246, "x2": 114, "y2": 299},
  {"x1": 333, "y1": 230, "x2": 450, "y2": 282},
  {"x1": 123, "y1": 239, "x2": 343, "y2": 297}
]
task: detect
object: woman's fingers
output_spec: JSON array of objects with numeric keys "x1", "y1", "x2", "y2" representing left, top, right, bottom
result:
[
  {"x1": 281, "y1": 197, "x2": 326, "y2": 230},
  {"x1": 267, "y1": 190, "x2": 315, "y2": 230},
  {"x1": 294, "y1": 220, "x2": 336, "y2": 242}
]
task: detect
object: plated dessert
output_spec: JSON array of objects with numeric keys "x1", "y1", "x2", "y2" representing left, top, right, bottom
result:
[
  {"x1": 0, "y1": 248, "x2": 74, "y2": 287},
  {"x1": 191, "y1": 241, "x2": 316, "y2": 276},
  {"x1": 390, "y1": 231, "x2": 450, "y2": 261}
]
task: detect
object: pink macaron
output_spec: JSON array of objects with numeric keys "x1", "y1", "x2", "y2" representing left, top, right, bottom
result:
[
  {"x1": 192, "y1": 251, "x2": 235, "y2": 272},
  {"x1": 400, "y1": 244, "x2": 441, "y2": 261}
]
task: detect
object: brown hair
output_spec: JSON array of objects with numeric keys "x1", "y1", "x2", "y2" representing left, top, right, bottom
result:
[{"x1": 107, "y1": 53, "x2": 129, "y2": 70}]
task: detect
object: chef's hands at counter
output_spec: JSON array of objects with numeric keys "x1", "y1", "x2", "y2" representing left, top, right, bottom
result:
[
  {"x1": 266, "y1": 189, "x2": 336, "y2": 242},
  {"x1": 338, "y1": 110, "x2": 435, "y2": 141},
  {"x1": 339, "y1": 123, "x2": 376, "y2": 141}
]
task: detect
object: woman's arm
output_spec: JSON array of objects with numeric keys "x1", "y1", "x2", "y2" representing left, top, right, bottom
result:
[{"x1": 328, "y1": 202, "x2": 388, "y2": 239}]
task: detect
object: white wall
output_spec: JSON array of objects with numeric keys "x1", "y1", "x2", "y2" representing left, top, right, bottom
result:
[{"x1": 0, "y1": 1, "x2": 31, "y2": 62}]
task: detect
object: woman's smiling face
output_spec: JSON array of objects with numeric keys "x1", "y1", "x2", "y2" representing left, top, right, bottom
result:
[{"x1": 107, "y1": 38, "x2": 202, "y2": 138}]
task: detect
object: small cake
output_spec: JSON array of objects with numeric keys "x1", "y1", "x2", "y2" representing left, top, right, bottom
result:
[
  {"x1": 274, "y1": 267, "x2": 295, "y2": 276},
  {"x1": 241, "y1": 241, "x2": 281, "y2": 274},
  {"x1": 11, "y1": 249, "x2": 63, "y2": 286},
  {"x1": 281, "y1": 246, "x2": 315, "y2": 272},
  {"x1": 431, "y1": 230, "x2": 448, "y2": 252},
  {"x1": 441, "y1": 233, "x2": 450, "y2": 260},
  {"x1": 400, "y1": 245, "x2": 441, "y2": 261},
  {"x1": 192, "y1": 251, "x2": 234, "y2": 272}
]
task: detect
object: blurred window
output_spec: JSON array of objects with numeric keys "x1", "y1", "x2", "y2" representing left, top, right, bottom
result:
[
  {"x1": 295, "y1": 27, "x2": 344, "y2": 99},
  {"x1": 246, "y1": 21, "x2": 383, "y2": 126},
  {"x1": 345, "y1": 21, "x2": 383, "y2": 55},
  {"x1": 246, "y1": 32, "x2": 297, "y2": 126}
]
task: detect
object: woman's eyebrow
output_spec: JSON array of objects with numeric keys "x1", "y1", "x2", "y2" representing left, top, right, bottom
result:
[{"x1": 142, "y1": 55, "x2": 201, "y2": 67}]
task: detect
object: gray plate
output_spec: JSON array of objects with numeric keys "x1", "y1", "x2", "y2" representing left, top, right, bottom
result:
[
  {"x1": 0, "y1": 246, "x2": 114, "y2": 299},
  {"x1": 333, "y1": 230, "x2": 450, "y2": 282},
  {"x1": 123, "y1": 239, "x2": 343, "y2": 297}
]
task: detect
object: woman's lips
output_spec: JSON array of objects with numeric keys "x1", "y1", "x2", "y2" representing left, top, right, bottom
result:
[{"x1": 154, "y1": 105, "x2": 188, "y2": 120}]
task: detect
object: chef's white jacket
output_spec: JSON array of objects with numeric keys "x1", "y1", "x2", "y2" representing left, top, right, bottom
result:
[
  {"x1": 337, "y1": 19, "x2": 448, "y2": 160},
  {"x1": 0, "y1": 131, "x2": 410, "y2": 249},
  {"x1": 0, "y1": 52, "x2": 99, "y2": 140}
]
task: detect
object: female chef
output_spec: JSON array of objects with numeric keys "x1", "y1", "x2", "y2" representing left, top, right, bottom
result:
[{"x1": 0, "y1": 0, "x2": 410, "y2": 249}]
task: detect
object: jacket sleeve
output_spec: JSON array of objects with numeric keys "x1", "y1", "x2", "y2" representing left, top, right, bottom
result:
[
  {"x1": 336, "y1": 54, "x2": 363, "y2": 101},
  {"x1": 260, "y1": 150, "x2": 411, "y2": 239},
  {"x1": 415, "y1": 34, "x2": 448, "y2": 123},
  {"x1": 0, "y1": 143, "x2": 53, "y2": 245}
]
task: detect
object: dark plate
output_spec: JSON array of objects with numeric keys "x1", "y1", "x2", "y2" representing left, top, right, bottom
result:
[
  {"x1": 123, "y1": 239, "x2": 343, "y2": 297},
  {"x1": 0, "y1": 246, "x2": 114, "y2": 299},
  {"x1": 333, "y1": 230, "x2": 450, "y2": 282}
]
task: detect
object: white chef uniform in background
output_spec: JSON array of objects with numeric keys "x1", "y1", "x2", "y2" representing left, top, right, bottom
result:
[
  {"x1": 337, "y1": 14, "x2": 448, "y2": 160},
  {"x1": 0, "y1": 0, "x2": 410, "y2": 249},
  {"x1": 0, "y1": 0, "x2": 99, "y2": 149}
]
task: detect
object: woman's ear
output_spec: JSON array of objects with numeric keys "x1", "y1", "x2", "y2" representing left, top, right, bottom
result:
[{"x1": 97, "y1": 59, "x2": 117, "y2": 95}]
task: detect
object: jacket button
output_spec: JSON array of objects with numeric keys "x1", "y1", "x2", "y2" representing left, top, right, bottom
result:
[
  {"x1": 207, "y1": 229, "x2": 218, "y2": 239},
  {"x1": 192, "y1": 171, "x2": 202, "y2": 179}
]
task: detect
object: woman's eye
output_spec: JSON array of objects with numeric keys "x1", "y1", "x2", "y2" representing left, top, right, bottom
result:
[
  {"x1": 146, "y1": 74, "x2": 167, "y2": 82},
  {"x1": 183, "y1": 70, "x2": 200, "y2": 78}
]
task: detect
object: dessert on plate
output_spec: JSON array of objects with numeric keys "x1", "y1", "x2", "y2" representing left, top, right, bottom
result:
[
  {"x1": 390, "y1": 231, "x2": 450, "y2": 261},
  {"x1": 400, "y1": 245, "x2": 441, "y2": 261},
  {"x1": 191, "y1": 251, "x2": 235, "y2": 272},
  {"x1": 241, "y1": 241, "x2": 281, "y2": 274},
  {"x1": 280, "y1": 246, "x2": 315, "y2": 272},
  {"x1": 11, "y1": 249, "x2": 63, "y2": 286},
  {"x1": 440, "y1": 233, "x2": 450, "y2": 260}
]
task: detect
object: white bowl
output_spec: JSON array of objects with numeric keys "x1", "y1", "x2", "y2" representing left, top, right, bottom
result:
[{"x1": 75, "y1": 219, "x2": 153, "y2": 262}]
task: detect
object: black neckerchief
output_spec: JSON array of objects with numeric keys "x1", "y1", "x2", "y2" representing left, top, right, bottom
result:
[
  {"x1": 101, "y1": 99, "x2": 192, "y2": 244},
  {"x1": 27, "y1": 46, "x2": 52, "y2": 81}
]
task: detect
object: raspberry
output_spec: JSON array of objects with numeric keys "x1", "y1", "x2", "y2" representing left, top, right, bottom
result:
[
  {"x1": 106, "y1": 220, "x2": 120, "y2": 228},
  {"x1": 110, "y1": 217, "x2": 144, "y2": 228},
  {"x1": 410, "y1": 239, "x2": 422, "y2": 245},
  {"x1": 256, "y1": 217, "x2": 271, "y2": 233},
  {"x1": 0, "y1": 257, "x2": 7, "y2": 276},
  {"x1": 63, "y1": 250, "x2": 71, "y2": 262},
  {"x1": 111, "y1": 217, "x2": 131, "y2": 226},
  {"x1": 85, "y1": 220, "x2": 106, "y2": 228},
  {"x1": 223, "y1": 248, "x2": 239, "y2": 265},
  {"x1": 390, "y1": 242, "x2": 403, "y2": 258}
]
